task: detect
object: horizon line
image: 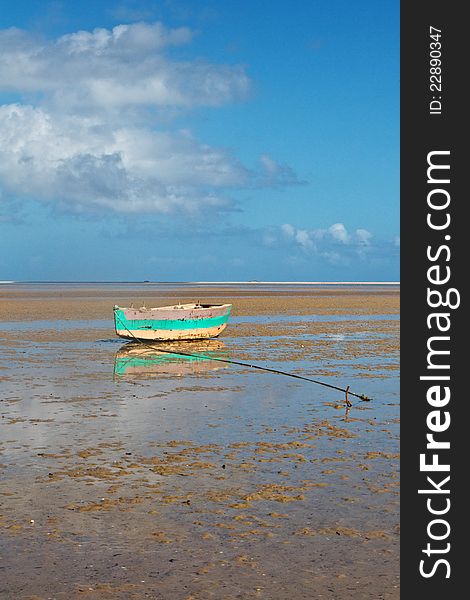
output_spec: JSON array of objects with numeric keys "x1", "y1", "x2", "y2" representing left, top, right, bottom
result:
[{"x1": 1, "y1": 280, "x2": 400, "y2": 285}]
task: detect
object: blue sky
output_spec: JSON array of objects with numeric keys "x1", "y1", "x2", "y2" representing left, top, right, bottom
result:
[{"x1": 0, "y1": 0, "x2": 399, "y2": 282}]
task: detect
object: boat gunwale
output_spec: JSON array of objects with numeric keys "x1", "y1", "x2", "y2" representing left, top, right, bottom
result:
[{"x1": 114, "y1": 303, "x2": 232, "y2": 313}]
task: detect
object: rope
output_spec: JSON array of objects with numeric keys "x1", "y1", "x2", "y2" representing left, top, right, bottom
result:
[{"x1": 114, "y1": 312, "x2": 371, "y2": 403}]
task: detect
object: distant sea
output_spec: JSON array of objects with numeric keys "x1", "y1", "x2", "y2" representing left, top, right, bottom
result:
[{"x1": 1, "y1": 281, "x2": 400, "y2": 289}]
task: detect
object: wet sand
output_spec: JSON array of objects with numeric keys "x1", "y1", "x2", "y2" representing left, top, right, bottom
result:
[{"x1": 0, "y1": 284, "x2": 399, "y2": 599}]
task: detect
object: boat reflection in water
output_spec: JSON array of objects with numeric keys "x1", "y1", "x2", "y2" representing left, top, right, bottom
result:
[{"x1": 113, "y1": 339, "x2": 228, "y2": 378}]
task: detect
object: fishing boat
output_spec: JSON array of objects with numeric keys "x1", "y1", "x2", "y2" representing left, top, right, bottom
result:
[{"x1": 113, "y1": 302, "x2": 232, "y2": 341}]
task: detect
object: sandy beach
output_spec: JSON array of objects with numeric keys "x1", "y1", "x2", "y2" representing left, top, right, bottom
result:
[{"x1": 0, "y1": 284, "x2": 399, "y2": 599}]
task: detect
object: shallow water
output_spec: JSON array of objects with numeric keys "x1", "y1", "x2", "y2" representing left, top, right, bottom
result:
[
  {"x1": 0, "y1": 312, "x2": 399, "y2": 332},
  {"x1": 0, "y1": 287, "x2": 399, "y2": 599}
]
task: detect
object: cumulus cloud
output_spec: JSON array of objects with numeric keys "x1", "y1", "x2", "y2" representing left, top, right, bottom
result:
[
  {"x1": 0, "y1": 22, "x2": 297, "y2": 215},
  {"x1": 294, "y1": 229, "x2": 314, "y2": 250},
  {"x1": 278, "y1": 222, "x2": 375, "y2": 265},
  {"x1": 356, "y1": 228, "x2": 373, "y2": 245},
  {"x1": 328, "y1": 222, "x2": 350, "y2": 244},
  {"x1": 281, "y1": 223, "x2": 313, "y2": 249},
  {"x1": 0, "y1": 103, "x2": 248, "y2": 212},
  {"x1": 281, "y1": 223, "x2": 296, "y2": 238},
  {"x1": 0, "y1": 23, "x2": 247, "y2": 110}
]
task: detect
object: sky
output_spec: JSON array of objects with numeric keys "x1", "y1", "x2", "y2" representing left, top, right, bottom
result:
[{"x1": 0, "y1": 0, "x2": 399, "y2": 282}]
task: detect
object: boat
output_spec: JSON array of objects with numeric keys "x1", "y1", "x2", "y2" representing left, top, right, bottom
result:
[
  {"x1": 114, "y1": 340, "x2": 227, "y2": 377},
  {"x1": 113, "y1": 302, "x2": 232, "y2": 341}
]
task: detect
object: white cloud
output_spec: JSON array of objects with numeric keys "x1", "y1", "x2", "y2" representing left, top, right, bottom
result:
[
  {"x1": 0, "y1": 103, "x2": 249, "y2": 213},
  {"x1": 294, "y1": 229, "x2": 314, "y2": 250},
  {"x1": 0, "y1": 22, "x2": 297, "y2": 215},
  {"x1": 356, "y1": 228, "x2": 373, "y2": 245},
  {"x1": 328, "y1": 222, "x2": 349, "y2": 244},
  {"x1": 0, "y1": 23, "x2": 247, "y2": 110},
  {"x1": 281, "y1": 223, "x2": 296, "y2": 238},
  {"x1": 258, "y1": 154, "x2": 300, "y2": 186},
  {"x1": 262, "y1": 231, "x2": 277, "y2": 246},
  {"x1": 60, "y1": 22, "x2": 193, "y2": 54},
  {"x1": 278, "y1": 222, "x2": 375, "y2": 265}
]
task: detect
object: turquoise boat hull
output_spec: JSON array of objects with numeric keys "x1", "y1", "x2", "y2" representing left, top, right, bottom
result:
[{"x1": 113, "y1": 303, "x2": 232, "y2": 341}]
